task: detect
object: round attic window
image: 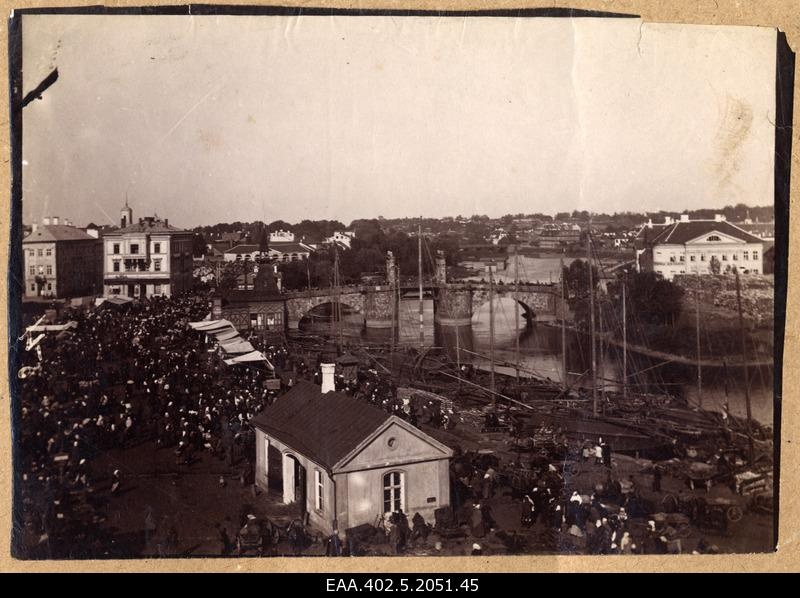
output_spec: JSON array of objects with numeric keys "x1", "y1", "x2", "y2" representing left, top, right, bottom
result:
[{"x1": 387, "y1": 437, "x2": 398, "y2": 450}]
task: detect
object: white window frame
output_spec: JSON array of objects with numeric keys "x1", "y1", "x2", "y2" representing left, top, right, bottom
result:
[
  {"x1": 383, "y1": 471, "x2": 405, "y2": 515},
  {"x1": 315, "y1": 470, "x2": 324, "y2": 512}
]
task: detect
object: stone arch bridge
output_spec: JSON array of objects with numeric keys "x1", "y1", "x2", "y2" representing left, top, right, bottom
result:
[{"x1": 284, "y1": 282, "x2": 564, "y2": 330}]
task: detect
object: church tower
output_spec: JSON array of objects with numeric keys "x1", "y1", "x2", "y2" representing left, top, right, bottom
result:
[{"x1": 120, "y1": 200, "x2": 133, "y2": 229}]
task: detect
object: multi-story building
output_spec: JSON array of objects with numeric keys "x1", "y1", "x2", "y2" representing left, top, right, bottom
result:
[
  {"x1": 102, "y1": 204, "x2": 194, "y2": 298},
  {"x1": 23, "y1": 217, "x2": 103, "y2": 299},
  {"x1": 635, "y1": 214, "x2": 764, "y2": 280}
]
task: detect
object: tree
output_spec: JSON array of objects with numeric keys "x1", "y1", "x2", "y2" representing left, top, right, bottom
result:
[
  {"x1": 562, "y1": 259, "x2": 600, "y2": 330},
  {"x1": 192, "y1": 232, "x2": 208, "y2": 257},
  {"x1": 609, "y1": 270, "x2": 684, "y2": 329},
  {"x1": 709, "y1": 255, "x2": 721, "y2": 275}
]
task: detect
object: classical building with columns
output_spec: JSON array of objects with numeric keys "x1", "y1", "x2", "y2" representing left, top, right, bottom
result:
[{"x1": 252, "y1": 367, "x2": 453, "y2": 535}]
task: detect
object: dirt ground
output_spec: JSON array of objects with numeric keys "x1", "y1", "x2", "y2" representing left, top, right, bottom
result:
[{"x1": 74, "y1": 421, "x2": 773, "y2": 559}]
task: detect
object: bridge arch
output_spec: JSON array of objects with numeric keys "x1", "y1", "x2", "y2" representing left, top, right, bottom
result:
[{"x1": 286, "y1": 291, "x2": 365, "y2": 329}]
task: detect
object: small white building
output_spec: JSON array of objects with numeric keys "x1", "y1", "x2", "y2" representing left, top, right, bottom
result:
[
  {"x1": 636, "y1": 214, "x2": 764, "y2": 280},
  {"x1": 269, "y1": 229, "x2": 295, "y2": 243},
  {"x1": 324, "y1": 230, "x2": 355, "y2": 249},
  {"x1": 223, "y1": 244, "x2": 266, "y2": 262},
  {"x1": 267, "y1": 241, "x2": 314, "y2": 262},
  {"x1": 252, "y1": 370, "x2": 453, "y2": 535}
]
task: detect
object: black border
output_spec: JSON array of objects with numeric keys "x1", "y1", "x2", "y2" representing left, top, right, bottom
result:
[
  {"x1": 772, "y1": 31, "x2": 794, "y2": 549},
  {"x1": 5, "y1": 5, "x2": 793, "y2": 560},
  {"x1": 10, "y1": 5, "x2": 639, "y2": 17}
]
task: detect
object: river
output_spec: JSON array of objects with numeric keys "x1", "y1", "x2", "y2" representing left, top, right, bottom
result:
[{"x1": 300, "y1": 294, "x2": 775, "y2": 426}]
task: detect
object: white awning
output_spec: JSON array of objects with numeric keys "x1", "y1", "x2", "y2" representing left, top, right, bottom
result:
[
  {"x1": 26, "y1": 321, "x2": 77, "y2": 333},
  {"x1": 213, "y1": 329, "x2": 240, "y2": 341},
  {"x1": 221, "y1": 341, "x2": 256, "y2": 354},
  {"x1": 224, "y1": 351, "x2": 274, "y2": 367},
  {"x1": 189, "y1": 319, "x2": 233, "y2": 332}
]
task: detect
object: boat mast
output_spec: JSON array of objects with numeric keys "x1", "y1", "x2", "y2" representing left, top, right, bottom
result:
[
  {"x1": 587, "y1": 225, "x2": 598, "y2": 417},
  {"x1": 560, "y1": 256, "x2": 567, "y2": 390},
  {"x1": 622, "y1": 275, "x2": 627, "y2": 399},
  {"x1": 514, "y1": 246, "x2": 520, "y2": 383},
  {"x1": 695, "y1": 277, "x2": 702, "y2": 408},
  {"x1": 334, "y1": 247, "x2": 343, "y2": 353},
  {"x1": 418, "y1": 219, "x2": 424, "y2": 350},
  {"x1": 734, "y1": 270, "x2": 755, "y2": 464},
  {"x1": 489, "y1": 260, "x2": 496, "y2": 407}
]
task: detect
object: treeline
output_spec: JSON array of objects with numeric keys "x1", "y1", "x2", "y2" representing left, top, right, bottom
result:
[{"x1": 276, "y1": 220, "x2": 460, "y2": 291}]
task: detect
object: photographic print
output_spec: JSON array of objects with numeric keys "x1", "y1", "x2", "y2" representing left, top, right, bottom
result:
[{"x1": 7, "y1": 7, "x2": 792, "y2": 561}]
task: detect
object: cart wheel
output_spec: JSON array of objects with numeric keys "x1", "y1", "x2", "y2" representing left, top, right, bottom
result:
[{"x1": 726, "y1": 506, "x2": 744, "y2": 523}]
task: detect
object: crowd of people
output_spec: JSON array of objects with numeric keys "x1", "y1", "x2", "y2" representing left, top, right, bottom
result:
[
  {"x1": 14, "y1": 292, "x2": 738, "y2": 558},
  {"x1": 16, "y1": 294, "x2": 287, "y2": 557}
]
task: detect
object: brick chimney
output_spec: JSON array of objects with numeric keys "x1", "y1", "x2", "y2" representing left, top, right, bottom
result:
[
  {"x1": 52, "y1": 216, "x2": 60, "y2": 225},
  {"x1": 42, "y1": 216, "x2": 51, "y2": 226},
  {"x1": 320, "y1": 363, "x2": 336, "y2": 394}
]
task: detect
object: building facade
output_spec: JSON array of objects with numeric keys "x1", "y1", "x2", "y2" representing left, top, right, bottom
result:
[
  {"x1": 267, "y1": 241, "x2": 314, "y2": 262},
  {"x1": 253, "y1": 378, "x2": 452, "y2": 535},
  {"x1": 211, "y1": 265, "x2": 286, "y2": 337},
  {"x1": 636, "y1": 216, "x2": 764, "y2": 280},
  {"x1": 23, "y1": 221, "x2": 103, "y2": 299},
  {"x1": 223, "y1": 244, "x2": 267, "y2": 262},
  {"x1": 102, "y1": 205, "x2": 193, "y2": 298}
]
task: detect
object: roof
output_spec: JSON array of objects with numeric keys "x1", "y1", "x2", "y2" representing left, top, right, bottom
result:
[
  {"x1": 252, "y1": 380, "x2": 391, "y2": 470},
  {"x1": 23, "y1": 225, "x2": 97, "y2": 243},
  {"x1": 637, "y1": 220, "x2": 763, "y2": 246},
  {"x1": 268, "y1": 242, "x2": 313, "y2": 253},
  {"x1": 105, "y1": 218, "x2": 187, "y2": 235},
  {"x1": 225, "y1": 244, "x2": 262, "y2": 254}
]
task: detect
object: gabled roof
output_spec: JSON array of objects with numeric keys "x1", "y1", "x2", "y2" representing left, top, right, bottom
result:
[
  {"x1": 267, "y1": 242, "x2": 314, "y2": 253},
  {"x1": 637, "y1": 220, "x2": 763, "y2": 246},
  {"x1": 23, "y1": 225, "x2": 97, "y2": 243},
  {"x1": 252, "y1": 380, "x2": 391, "y2": 471},
  {"x1": 225, "y1": 244, "x2": 263, "y2": 254}
]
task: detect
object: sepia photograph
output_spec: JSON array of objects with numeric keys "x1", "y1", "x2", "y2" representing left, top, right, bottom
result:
[{"x1": 6, "y1": 6, "x2": 792, "y2": 564}]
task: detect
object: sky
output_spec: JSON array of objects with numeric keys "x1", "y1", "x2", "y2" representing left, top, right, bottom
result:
[{"x1": 21, "y1": 15, "x2": 777, "y2": 228}]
